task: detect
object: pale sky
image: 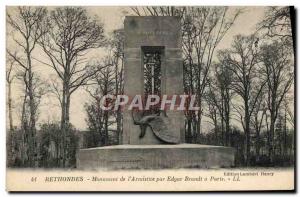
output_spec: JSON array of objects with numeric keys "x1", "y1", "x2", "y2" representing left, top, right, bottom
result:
[{"x1": 7, "y1": 6, "x2": 267, "y2": 130}]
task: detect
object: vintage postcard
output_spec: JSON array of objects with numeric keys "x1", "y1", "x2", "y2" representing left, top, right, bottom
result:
[{"x1": 6, "y1": 6, "x2": 295, "y2": 191}]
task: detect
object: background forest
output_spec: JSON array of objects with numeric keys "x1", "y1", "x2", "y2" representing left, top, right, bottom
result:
[{"x1": 6, "y1": 6, "x2": 294, "y2": 168}]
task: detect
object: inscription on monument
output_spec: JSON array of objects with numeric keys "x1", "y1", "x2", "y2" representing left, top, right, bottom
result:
[{"x1": 137, "y1": 31, "x2": 175, "y2": 36}]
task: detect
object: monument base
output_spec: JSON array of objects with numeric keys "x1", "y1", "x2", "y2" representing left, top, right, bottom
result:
[{"x1": 77, "y1": 144, "x2": 235, "y2": 169}]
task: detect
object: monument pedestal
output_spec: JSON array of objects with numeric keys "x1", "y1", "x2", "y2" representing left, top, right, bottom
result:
[{"x1": 77, "y1": 144, "x2": 235, "y2": 170}]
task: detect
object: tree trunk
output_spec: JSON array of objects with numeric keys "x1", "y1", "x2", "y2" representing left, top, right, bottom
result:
[
  {"x1": 224, "y1": 96, "x2": 230, "y2": 146},
  {"x1": 186, "y1": 116, "x2": 192, "y2": 143},
  {"x1": 244, "y1": 102, "x2": 251, "y2": 166},
  {"x1": 26, "y1": 44, "x2": 37, "y2": 167},
  {"x1": 225, "y1": 116, "x2": 230, "y2": 146},
  {"x1": 7, "y1": 81, "x2": 14, "y2": 167},
  {"x1": 65, "y1": 93, "x2": 71, "y2": 167},
  {"x1": 8, "y1": 81, "x2": 13, "y2": 131},
  {"x1": 213, "y1": 115, "x2": 218, "y2": 145},
  {"x1": 269, "y1": 117, "x2": 275, "y2": 164},
  {"x1": 20, "y1": 91, "x2": 28, "y2": 166},
  {"x1": 104, "y1": 111, "x2": 109, "y2": 145},
  {"x1": 255, "y1": 127, "x2": 260, "y2": 163},
  {"x1": 197, "y1": 111, "x2": 202, "y2": 143},
  {"x1": 116, "y1": 110, "x2": 122, "y2": 144},
  {"x1": 283, "y1": 108, "x2": 287, "y2": 156},
  {"x1": 268, "y1": 95, "x2": 277, "y2": 164},
  {"x1": 60, "y1": 79, "x2": 71, "y2": 167},
  {"x1": 221, "y1": 117, "x2": 224, "y2": 146},
  {"x1": 192, "y1": 114, "x2": 197, "y2": 143}
]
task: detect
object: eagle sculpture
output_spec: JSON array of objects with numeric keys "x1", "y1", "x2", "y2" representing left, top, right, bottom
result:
[{"x1": 131, "y1": 110, "x2": 179, "y2": 144}]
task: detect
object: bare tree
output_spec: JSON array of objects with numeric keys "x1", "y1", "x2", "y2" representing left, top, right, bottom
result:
[
  {"x1": 250, "y1": 89, "x2": 267, "y2": 162},
  {"x1": 85, "y1": 28, "x2": 125, "y2": 146},
  {"x1": 85, "y1": 59, "x2": 116, "y2": 146},
  {"x1": 205, "y1": 91, "x2": 220, "y2": 145},
  {"x1": 7, "y1": 6, "x2": 47, "y2": 167},
  {"x1": 110, "y1": 29, "x2": 125, "y2": 144},
  {"x1": 131, "y1": 6, "x2": 186, "y2": 18},
  {"x1": 258, "y1": 6, "x2": 292, "y2": 40},
  {"x1": 37, "y1": 7, "x2": 106, "y2": 167},
  {"x1": 260, "y1": 40, "x2": 293, "y2": 162},
  {"x1": 6, "y1": 56, "x2": 16, "y2": 167},
  {"x1": 221, "y1": 35, "x2": 266, "y2": 165},
  {"x1": 6, "y1": 57, "x2": 16, "y2": 131},
  {"x1": 206, "y1": 59, "x2": 234, "y2": 146},
  {"x1": 285, "y1": 100, "x2": 294, "y2": 128},
  {"x1": 179, "y1": 7, "x2": 240, "y2": 142}
]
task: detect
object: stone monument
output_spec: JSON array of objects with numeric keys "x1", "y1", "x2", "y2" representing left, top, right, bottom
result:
[
  {"x1": 77, "y1": 16, "x2": 235, "y2": 169},
  {"x1": 123, "y1": 16, "x2": 184, "y2": 145}
]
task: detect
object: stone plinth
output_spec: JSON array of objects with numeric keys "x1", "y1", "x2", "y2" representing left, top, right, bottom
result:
[{"x1": 77, "y1": 144, "x2": 235, "y2": 170}]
